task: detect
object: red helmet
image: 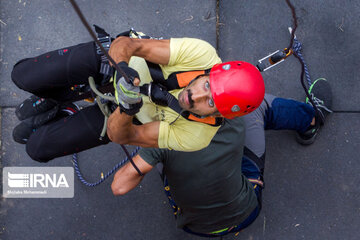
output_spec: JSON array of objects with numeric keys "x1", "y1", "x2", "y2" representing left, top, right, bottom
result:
[{"x1": 209, "y1": 61, "x2": 265, "y2": 119}]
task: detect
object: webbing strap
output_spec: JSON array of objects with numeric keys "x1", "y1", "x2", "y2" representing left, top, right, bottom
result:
[
  {"x1": 145, "y1": 62, "x2": 222, "y2": 126},
  {"x1": 140, "y1": 83, "x2": 221, "y2": 126},
  {"x1": 175, "y1": 70, "x2": 206, "y2": 88},
  {"x1": 145, "y1": 61, "x2": 167, "y2": 86},
  {"x1": 93, "y1": 24, "x2": 114, "y2": 85}
]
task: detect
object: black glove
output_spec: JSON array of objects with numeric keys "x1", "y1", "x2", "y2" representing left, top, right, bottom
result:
[
  {"x1": 115, "y1": 61, "x2": 140, "y2": 85},
  {"x1": 113, "y1": 61, "x2": 142, "y2": 115}
]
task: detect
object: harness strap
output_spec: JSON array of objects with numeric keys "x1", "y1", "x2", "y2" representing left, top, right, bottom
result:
[
  {"x1": 145, "y1": 61, "x2": 222, "y2": 126},
  {"x1": 145, "y1": 61, "x2": 167, "y2": 86},
  {"x1": 139, "y1": 83, "x2": 222, "y2": 126},
  {"x1": 167, "y1": 70, "x2": 209, "y2": 89},
  {"x1": 93, "y1": 25, "x2": 113, "y2": 81},
  {"x1": 145, "y1": 62, "x2": 211, "y2": 90}
]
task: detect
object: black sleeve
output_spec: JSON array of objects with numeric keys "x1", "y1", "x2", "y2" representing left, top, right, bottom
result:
[{"x1": 138, "y1": 147, "x2": 168, "y2": 167}]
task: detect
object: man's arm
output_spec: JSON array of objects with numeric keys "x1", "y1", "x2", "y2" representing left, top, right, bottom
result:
[
  {"x1": 107, "y1": 37, "x2": 170, "y2": 147},
  {"x1": 111, "y1": 154, "x2": 154, "y2": 195},
  {"x1": 107, "y1": 108, "x2": 160, "y2": 147},
  {"x1": 109, "y1": 37, "x2": 170, "y2": 65}
]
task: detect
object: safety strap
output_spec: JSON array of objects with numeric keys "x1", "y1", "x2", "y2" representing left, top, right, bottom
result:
[
  {"x1": 145, "y1": 62, "x2": 223, "y2": 126},
  {"x1": 93, "y1": 25, "x2": 113, "y2": 82}
]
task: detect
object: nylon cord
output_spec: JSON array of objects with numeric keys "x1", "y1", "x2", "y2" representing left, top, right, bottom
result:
[
  {"x1": 69, "y1": 0, "x2": 131, "y2": 84},
  {"x1": 285, "y1": 0, "x2": 297, "y2": 54},
  {"x1": 72, "y1": 147, "x2": 140, "y2": 187},
  {"x1": 285, "y1": 0, "x2": 321, "y2": 125}
]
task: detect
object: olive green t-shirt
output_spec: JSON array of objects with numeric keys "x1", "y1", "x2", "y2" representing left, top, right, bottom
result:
[{"x1": 139, "y1": 117, "x2": 258, "y2": 233}]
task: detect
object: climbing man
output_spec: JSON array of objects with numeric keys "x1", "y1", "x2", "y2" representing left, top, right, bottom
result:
[
  {"x1": 11, "y1": 30, "x2": 264, "y2": 164},
  {"x1": 111, "y1": 79, "x2": 332, "y2": 237}
]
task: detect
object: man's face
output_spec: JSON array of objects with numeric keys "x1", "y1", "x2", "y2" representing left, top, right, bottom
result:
[{"x1": 178, "y1": 75, "x2": 219, "y2": 117}]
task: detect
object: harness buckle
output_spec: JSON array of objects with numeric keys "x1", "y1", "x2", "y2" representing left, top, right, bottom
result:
[
  {"x1": 95, "y1": 35, "x2": 111, "y2": 55},
  {"x1": 93, "y1": 25, "x2": 112, "y2": 77},
  {"x1": 95, "y1": 35, "x2": 112, "y2": 77}
]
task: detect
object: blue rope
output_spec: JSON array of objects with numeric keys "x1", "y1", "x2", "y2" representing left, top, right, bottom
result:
[
  {"x1": 291, "y1": 38, "x2": 312, "y2": 87},
  {"x1": 72, "y1": 146, "x2": 141, "y2": 187}
]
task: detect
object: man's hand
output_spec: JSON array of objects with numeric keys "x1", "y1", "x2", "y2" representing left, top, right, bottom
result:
[{"x1": 114, "y1": 62, "x2": 142, "y2": 115}]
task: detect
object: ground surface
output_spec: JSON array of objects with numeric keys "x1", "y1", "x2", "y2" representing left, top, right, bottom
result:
[{"x1": 1, "y1": 1, "x2": 359, "y2": 239}]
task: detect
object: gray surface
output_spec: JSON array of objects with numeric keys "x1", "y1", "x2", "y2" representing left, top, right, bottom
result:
[
  {"x1": 236, "y1": 114, "x2": 360, "y2": 240},
  {"x1": 1, "y1": 0, "x2": 360, "y2": 239},
  {"x1": 218, "y1": 0, "x2": 360, "y2": 111}
]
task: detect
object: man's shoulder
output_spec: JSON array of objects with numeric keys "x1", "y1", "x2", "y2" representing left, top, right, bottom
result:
[{"x1": 158, "y1": 113, "x2": 220, "y2": 152}]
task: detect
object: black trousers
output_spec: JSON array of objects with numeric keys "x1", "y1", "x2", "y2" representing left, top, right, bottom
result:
[{"x1": 12, "y1": 42, "x2": 111, "y2": 162}]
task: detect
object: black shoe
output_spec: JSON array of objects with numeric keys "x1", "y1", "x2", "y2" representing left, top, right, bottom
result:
[
  {"x1": 296, "y1": 78, "x2": 332, "y2": 145},
  {"x1": 13, "y1": 106, "x2": 59, "y2": 144},
  {"x1": 12, "y1": 121, "x2": 35, "y2": 144},
  {"x1": 296, "y1": 125, "x2": 319, "y2": 145},
  {"x1": 15, "y1": 95, "x2": 57, "y2": 121},
  {"x1": 13, "y1": 102, "x2": 81, "y2": 144}
]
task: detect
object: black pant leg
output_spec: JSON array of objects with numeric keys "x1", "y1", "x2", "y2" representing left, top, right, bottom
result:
[
  {"x1": 11, "y1": 42, "x2": 103, "y2": 102},
  {"x1": 26, "y1": 105, "x2": 110, "y2": 162}
]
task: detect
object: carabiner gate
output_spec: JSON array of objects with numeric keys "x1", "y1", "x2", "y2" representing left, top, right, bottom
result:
[{"x1": 256, "y1": 48, "x2": 293, "y2": 72}]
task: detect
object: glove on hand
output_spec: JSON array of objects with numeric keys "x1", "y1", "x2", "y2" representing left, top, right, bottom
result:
[{"x1": 113, "y1": 61, "x2": 143, "y2": 115}]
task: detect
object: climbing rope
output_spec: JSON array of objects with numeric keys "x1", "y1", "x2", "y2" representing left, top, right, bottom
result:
[
  {"x1": 285, "y1": 0, "x2": 312, "y2": 88},
  {"x1": 72, "y1": 146, "x2": 140, "y2": 187},
  {"x1": 291, "y1": 35, "x2": 312, "y2": 88},
  {"x1": 285, "y1": 0, "x2": 322, "y2": 121}
]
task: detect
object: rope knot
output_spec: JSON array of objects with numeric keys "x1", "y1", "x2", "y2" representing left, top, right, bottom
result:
[{"x1": 292, "y1": 38, "x2": 302, "y2": 53}]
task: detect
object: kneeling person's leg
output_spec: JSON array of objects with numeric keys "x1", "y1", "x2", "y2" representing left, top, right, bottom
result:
[
  {"x1": 263, "y1": 94, "x2": 315, "y2": 132},
  {"x1": 241, "y1": 93, "x2": 317, "y2": 178},
  {"x1": 26, "y1": 105, "x2": 110, "y2": 162}
]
